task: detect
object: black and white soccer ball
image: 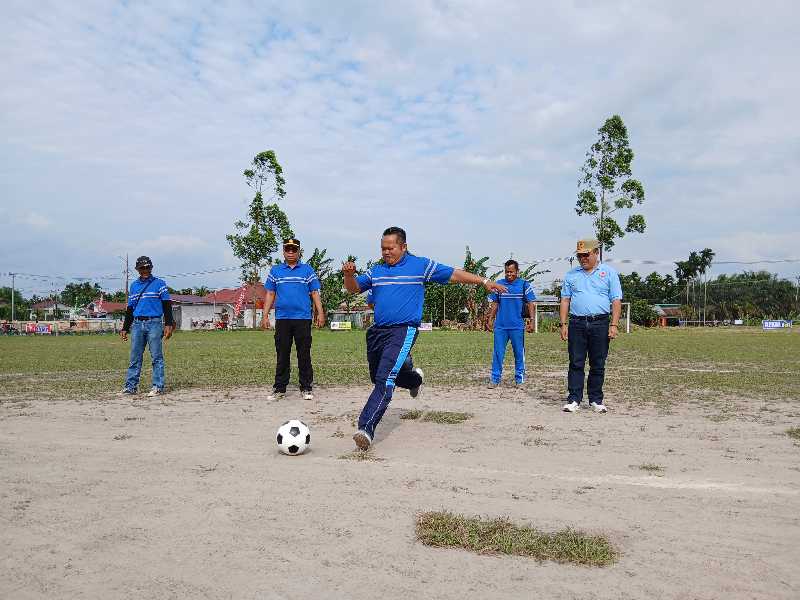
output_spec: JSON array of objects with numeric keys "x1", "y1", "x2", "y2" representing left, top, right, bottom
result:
[{"x1": 276, "y1": 419, "x2": 311, "y2": 456}]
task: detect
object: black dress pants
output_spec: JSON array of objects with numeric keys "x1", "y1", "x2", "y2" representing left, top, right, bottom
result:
[{"x1": 273, "y1": 319, "x2": 313, "y2": 392}]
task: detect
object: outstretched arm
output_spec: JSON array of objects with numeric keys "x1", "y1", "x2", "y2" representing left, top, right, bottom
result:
[
  {"x1": 449, "y1": 269, "x2": 508, "y2": 293},
  {"x1": 342, "y1": 261, "x2": 361, "y2": 294}
]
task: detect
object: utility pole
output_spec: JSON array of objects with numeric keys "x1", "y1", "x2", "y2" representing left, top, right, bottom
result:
[
  {"x1": 10, "y1": 272, "x2": 15, "y2": 323},
  {"x1": 124, "y1": 254, "x2": 130, "y2": 304}
]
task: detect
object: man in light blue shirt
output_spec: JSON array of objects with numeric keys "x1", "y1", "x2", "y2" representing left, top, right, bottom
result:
[
  {"x1": 487, "y1": 259, "x2": 537, "y2": 386},
  {"x1": 559, "y1": 239, "x2": 623, "y2": 413}
]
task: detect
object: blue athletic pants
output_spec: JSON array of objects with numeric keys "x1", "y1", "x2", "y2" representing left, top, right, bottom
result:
[
  {"x1": 491, "y1": 328, "x2": 525, "y2": 384},
  {"x1": 358, "y1": 325, "x2": 421, "y2": 438}
]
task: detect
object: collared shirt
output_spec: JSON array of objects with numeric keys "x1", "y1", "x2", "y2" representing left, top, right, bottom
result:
[
  {"x1": 264, "y1": 261, "x2": 321, "y2": 320},
  {"x1": 488, "y1": 278, "x2": 536, "y2": 330},
  {"x1": 561, "y1": 263, "x2": 622, "y2": 316},
  {"x1": 356, "y1": 253, "x2": 454, "y2": 326},
  {"x1": 128, "y1": 275, "x2": 170, "y2": 317}
]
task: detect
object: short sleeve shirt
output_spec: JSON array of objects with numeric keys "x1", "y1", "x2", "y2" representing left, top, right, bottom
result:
[
  {"x1": 264, "y1": 261, "x2": 321, "y2": 320},
  {"x1": 560, "y1": 263, "x2": 622, "y2": 316},
  {"x1": 128, "y1": 276, "x2": 170, "y2": 317},
  {"x1": 488, "y1": 278, "x2": 536, "y2": 330},
  {"x1": 355, "y1": 253, "x2": 454, "y2": 327}
]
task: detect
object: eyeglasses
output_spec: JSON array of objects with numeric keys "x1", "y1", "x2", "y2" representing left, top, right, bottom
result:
[
  {"x1": 283, "y1": 247, "x2": 299, "y2": 252},
  {"x1": 577, "y1": 253, "x2": 591, "y2": 259}
]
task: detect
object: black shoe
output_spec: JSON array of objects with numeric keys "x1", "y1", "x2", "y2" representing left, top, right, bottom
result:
[{"x1": 409, "y1": 368, "x2": 424, "y2": 398}]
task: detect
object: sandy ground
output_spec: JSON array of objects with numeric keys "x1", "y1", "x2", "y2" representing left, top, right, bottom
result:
[{"x1": 1, "y1": 384, "x2": 799, "y2": 600}]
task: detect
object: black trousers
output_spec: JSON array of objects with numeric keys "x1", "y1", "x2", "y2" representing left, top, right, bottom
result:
[
  {"x1": 567, "y1": 315, "x2": 610, "y2": 404},
  {"x1": 273, "y1": 319, "x2": 313, "y2": 392}
]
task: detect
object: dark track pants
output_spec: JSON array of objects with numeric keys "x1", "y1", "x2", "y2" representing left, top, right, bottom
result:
[
  {"x1": 358, "y1": 325, "x2": 421, "y2": 438},
  {"x1": 273, "y1": 319, "x2": 313, "y2": 393}
]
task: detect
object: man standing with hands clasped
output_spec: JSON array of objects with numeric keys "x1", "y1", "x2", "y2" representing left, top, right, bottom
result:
[
  {"x1": 560, "y1": 239, "x2": 622, "y2": 413},
  {"x1": 262, "y1": 238, "x2": 325, "y2": 401},
  {"x1": 342, "y1": 226, "x2": 508, "y2": 450},
  {"x1": 120, "y1": 256, "x2": 175, "y2": 397}
]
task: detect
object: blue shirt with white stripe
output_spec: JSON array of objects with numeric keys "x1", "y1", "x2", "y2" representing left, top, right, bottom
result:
[
  {"x1": 488, "y1": 278, "x2": 536, "y2": 330},
  {"x1": 264, "y1": 261, "x2": 321, "y2": 320},
  {"x1": 561, "y1": 263, "x2": 623, "y2": 316},
  {"x1": 128, "y1": 276, "x2": 170, "y2": 317},
  {"x1": 356, "y1": 253, "x2": 454, "y2": 327}
]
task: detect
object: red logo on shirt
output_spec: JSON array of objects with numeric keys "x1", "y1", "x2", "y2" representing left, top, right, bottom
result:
[{"x1": 599, "y1": 271, "x2": 606, "y2": 278}]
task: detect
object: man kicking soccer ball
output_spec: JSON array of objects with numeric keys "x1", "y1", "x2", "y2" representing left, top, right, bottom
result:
[{"x1": 342, "y1": 226, "x2": 507, "y2": 450}]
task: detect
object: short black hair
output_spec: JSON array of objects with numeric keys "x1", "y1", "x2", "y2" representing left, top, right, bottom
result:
[
  {"x1": 382, "y1": 226, "x2": 406, "y2": 244},
  {"x1": 504, "y1": 259, "x2": 519, "y2": 270}
]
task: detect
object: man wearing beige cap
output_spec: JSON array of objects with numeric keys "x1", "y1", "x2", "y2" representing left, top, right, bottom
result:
[{"x1": 559, "y1": 239, "x2": 622, "y2": 413}]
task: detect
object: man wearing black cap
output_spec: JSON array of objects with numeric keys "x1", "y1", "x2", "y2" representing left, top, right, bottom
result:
[
  {"x1": 120, "y1": 256, "x2": 175, "y2": 397},
  {"x1": 262, "y1": 239, "x2": 325, "y2": 400}
]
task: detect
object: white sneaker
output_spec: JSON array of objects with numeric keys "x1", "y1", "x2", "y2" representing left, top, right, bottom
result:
[
  {"x1": 410, "y1": 368, "x2": 424, "y2": 398},
  {"x1": 267, "y1": 391, "x2": 285, "y2": 401},
  {"x1": 302, "y1": 391, "x2": 314, "y2": 401},
  {"x1": 590, "y1": 402, "x2": 608, "y2": 413},
  {"x1": 147, "y1": 387, "x2": 162, "y2": 397},
  {"x1": 121, "y1": 388, "x2": 136, "y2": 395},
  {"x1": 353, "y1": 430, "x2": 372, "y2": 450},
  {"x1": 562, "y1": 401, "x2": 579, "y2": 413}
]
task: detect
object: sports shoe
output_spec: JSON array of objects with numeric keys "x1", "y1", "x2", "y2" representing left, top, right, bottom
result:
[
  {"x1": 121, "y1": 388, "x2": 136, "y2": 395},
  {"x1": 353, "y1": 430, "x2": 372, "y2": 451},
  {"x1": 590, "y1": 402, "x2": 608, "y2": 413},
  {"x1": 302, "y1": 390, "x2": 314, "y2": 401},
  {"x1": 267, "y1": 391, "x2": 285, "y2": 401},
  {"x1": 146, "y1": 387, "x2": 162, "y2": 397},
  {"x1": 562, "y1": 401, "x2": 580, "y2": 412},
  {"x1": 409, "y1": 368, "x2": 424, "y2": 398}
]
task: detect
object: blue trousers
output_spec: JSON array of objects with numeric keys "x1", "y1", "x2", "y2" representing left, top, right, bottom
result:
[
  {"x1": 125, "y1": 319, "x2": 165, "y2": 391},
  {"x1": 567, "y1": 317, "x2": 610, "y2": 404},
  {"x1": 491, "y1": 328, "x2": 525, "y2": 383},
  {"x1": 359, "y1": 325, "x2": 421, "y2": 438}
]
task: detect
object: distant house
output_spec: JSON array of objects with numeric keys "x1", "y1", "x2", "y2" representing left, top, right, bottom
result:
[
  {"x1": 169, "y1": 294, "x2": 216, "y2": 331},
  {"x1": 85, "y1": 298, "x2": 127, "y2": 318},
  {"x1": 30, "y1": 300, "x2": 73, "y2": 319},
  {"x1": 653, "y1": 304, "x2": 683, "y2": 327}
]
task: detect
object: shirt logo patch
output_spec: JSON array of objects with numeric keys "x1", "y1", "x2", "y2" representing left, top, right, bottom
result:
[{"x1": 599, "y1": 271, "x2": 606, "y2": 278}]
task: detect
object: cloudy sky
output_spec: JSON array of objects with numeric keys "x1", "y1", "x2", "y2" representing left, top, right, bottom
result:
[{"x1": 2, "y1": 1, "x2": 798, "y2": 296}]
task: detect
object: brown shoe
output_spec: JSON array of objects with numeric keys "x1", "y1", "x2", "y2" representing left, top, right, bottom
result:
[{"x1": 353, "y1": 430, "x2": 372, "y2": 450}]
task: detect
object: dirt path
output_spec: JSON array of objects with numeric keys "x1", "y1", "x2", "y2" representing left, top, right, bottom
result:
[{"x1": 2, "y1": 386, "x2": 799, "y2": 599}]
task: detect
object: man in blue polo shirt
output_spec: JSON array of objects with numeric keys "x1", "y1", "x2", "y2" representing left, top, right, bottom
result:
[
  {"x1": 559, "y1": 239, "x2": 623, "y2": 413},
  {"x1": 120, "y1": 255, "x2": 175, "y2": 397},
  {"x1": 262, "y1": 238, "x2": 325, "y2": 401},
  {"x1": 487, "y1": 259, "x2": 537, "y2": 387},
  {"x1": 342, "y1": 226, "x2": 507, "y2": 450}
]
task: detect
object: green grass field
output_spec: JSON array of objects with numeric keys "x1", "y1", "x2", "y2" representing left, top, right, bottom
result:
[{"x1": 1, "y1": 328, "x2": 798, "y2": 404}]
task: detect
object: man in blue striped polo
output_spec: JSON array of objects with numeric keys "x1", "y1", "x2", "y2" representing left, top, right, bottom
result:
[
  {"x1": 262, "y1": 238, "x2": 325, "y2": 401},
  {"x1": 342, "y1": 226, "x2": 507, "y2": 450},
  {"x1": 120, "y1": 255, "x2": 175, "y2": 397},
  {"x1": 560, "y1": 239, "x2": 623, "y2": 413},
  {"x1": 487, "y1": 259, "x2": 537, "y2": 387}
]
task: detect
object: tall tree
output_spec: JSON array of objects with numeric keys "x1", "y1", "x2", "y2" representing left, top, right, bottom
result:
[
  {"x1": 226, "y1": 150, "x2": 293, "y2": 327},
  {"x1": 576, "y1": 115, "x2": 646, "y2": 260},
  {"x1": 61, "y1": 282, "x2": 103, "y2": 307}
]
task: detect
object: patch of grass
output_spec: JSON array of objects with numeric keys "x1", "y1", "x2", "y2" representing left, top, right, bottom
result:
[
  {"x1": 113, "y1": 433, "x2": 132, "y2": 441},
  {"x1": 337, "y1": 450, "x2": 384, "y2": 462},
  {"x1": 401, "y1": 409, "x2": 472, "y2": 424},
  {"x1": 635, "y1": 463, "x2": 665, "y2": 474},
  {"x1": 415, "y1": 511, "x2": 617, "y2": 567},
  {"x1": 786, "y1": 427, "x2": 800, "y2": 441},
  {"x1": 400, "y1": 409, "x2": 424, "y2": 420}
]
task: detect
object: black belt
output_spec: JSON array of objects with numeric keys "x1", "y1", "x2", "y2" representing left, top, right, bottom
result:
[
  {"x1": 570, "y1": 314, "x2": 609, "y2": 322},
  {"x1": 134, "y1": 316, "x2": 161, "y2": 321}
]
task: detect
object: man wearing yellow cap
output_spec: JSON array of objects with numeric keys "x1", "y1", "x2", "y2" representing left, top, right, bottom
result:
[{"x1": 559, "y1": 239, "x2": 622, "y2": 413}]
